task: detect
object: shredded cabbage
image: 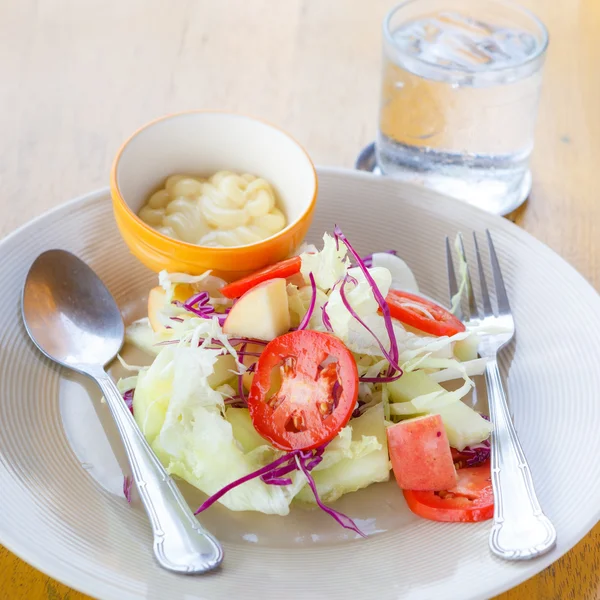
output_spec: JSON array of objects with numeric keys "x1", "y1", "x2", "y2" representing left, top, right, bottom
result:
[
  {"x1": 295, "y1": 405, "x2": 390, "y2": 504},
  {"x1": 134, "y1": 345, "x2": 304, "y2": 515},
  {"x1": 428, "y1": 358, "x2": 488, "y2": 383},
  {"x1": 326, "y1": 267, "x2": 392, "y2": 342},
  {"x1": 125, "y1": 318, "x2": 162, "y2": 356},
  {"x1": 450, "y1": 235, "x2": 468, "y2": 316},
  {"x1": 133, "y1": 345, "x2": 390, "y2": 516},
  {"x1": 287, "y1": 283, "x2": 328, "y2": 330},
  {"x1": 159, "y1": 270, "x2": 213, "y2": 302},
  {"x1": 300, "y1": 233, "x2": 350, "y2": 291}
]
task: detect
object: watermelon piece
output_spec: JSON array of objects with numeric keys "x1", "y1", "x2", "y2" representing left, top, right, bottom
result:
[{"x1": 387, "y1": 414, "x2": 457, "y2": 491}]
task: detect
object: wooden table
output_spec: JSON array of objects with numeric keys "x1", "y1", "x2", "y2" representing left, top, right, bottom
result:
[{"x1": 0, "y1": 0, "x2": 598, "y2": 598}]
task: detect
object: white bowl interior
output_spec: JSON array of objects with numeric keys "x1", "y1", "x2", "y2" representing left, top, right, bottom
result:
[{"x1": 115, "y1": 113, "x2": 316, "y2": 226}]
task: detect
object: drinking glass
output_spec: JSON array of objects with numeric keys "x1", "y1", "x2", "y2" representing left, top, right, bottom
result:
[{"x1": 377, "y1": 0, "x2": 548, "y2": 215}]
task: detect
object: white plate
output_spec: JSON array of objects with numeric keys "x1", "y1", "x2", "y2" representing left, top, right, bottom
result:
[{"x1": 1, "y1": 168, "x2": 599, "y2": 600}]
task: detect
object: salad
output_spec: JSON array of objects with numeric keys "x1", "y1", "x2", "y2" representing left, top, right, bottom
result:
[{"x1": 120, "y1": 226, "x2": 494, "y2": 536}]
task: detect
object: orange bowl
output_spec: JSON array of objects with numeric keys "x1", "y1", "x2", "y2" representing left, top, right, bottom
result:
[{"x1": 110, "y1": 112, "x2": 317, "y2": 280}]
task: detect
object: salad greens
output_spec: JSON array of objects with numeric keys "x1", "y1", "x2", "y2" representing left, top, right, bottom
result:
[{"x1": 121, "y1": 229, "x2": 493, "y2": 533}]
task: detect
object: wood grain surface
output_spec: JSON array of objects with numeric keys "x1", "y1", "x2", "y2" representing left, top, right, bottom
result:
[{"x1": 0, "y1": 0, "x2": 598, "y2": 598}]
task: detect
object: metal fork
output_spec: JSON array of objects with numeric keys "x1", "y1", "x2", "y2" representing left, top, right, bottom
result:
[{"x1": 446, "y1": 231, "x2": 556, "y2": 561}]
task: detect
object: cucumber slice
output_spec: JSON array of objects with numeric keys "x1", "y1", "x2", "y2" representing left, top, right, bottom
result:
[
  {"x1": 436, "y1": 401, "x2": 493, "y2": 451},
  {"x1": 387, "y1": 370, "x2": 444, "y2": 403}
]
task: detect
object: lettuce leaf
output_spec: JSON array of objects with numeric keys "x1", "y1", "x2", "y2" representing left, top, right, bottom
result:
[
  {"x1": 133, "y1": 345, "x2": 304, "y2": 515},
  {"x1": 295, "y1": 404, "x2": 390, "y2": 504},
  {"x1": 326, "y1": 267, "x2": 392, "y2": 342},
  {"x1": 300, "y1": 233, "x2": 350, "y2": 291},
  {"x1": 287, "y1": 283, "x2": 329, "y2": 330}
]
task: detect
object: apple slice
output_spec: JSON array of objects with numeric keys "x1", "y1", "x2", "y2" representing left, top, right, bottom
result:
[
  {"x1": 223, "y1": 278, "x2": 290, "y2": 341},
  {"x1": 387, "y1": 413, "x2": 457, "y2": 491},
  {"x1": 147, "y1": 284, "x2": 194, "y2": 332}
]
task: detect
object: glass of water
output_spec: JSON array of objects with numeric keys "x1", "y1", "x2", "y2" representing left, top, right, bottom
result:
[{"x1": 377, "y1": 0, "x2": 548, "y2": 215}]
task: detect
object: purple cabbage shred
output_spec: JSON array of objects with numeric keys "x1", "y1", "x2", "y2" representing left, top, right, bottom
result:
[
  {"x1": 123, "y1": 475, "x2": 133, "y2": 503},
  {"x1": 174, "y1": 292, "x2": 229, "y2": 325},
  {"x1": 333, "y1": 226, "x2": 402, "y2": 380},
  {"x1": 361, "y1": 249, "x2": 398, "y2": 268},
  {"x1": 122, "y1": 389, "x2": 134, "y2": 414},
  {"x1": 321, "y1": 303, "x2": 333, "y2": 332},
  {"x1": 237, "y1": 343, "x2": 248, "y2": 405},
  {"x1": 359, "y1": 372, "x2": 403, "y2": 384},
  {"x1": 338, "y1": 277, "x2": 402, "y2": 374},
  {"x1": 457, "y1": 440, "x2": 491, "y2": 467},
  {"x1": 296, "y1": 452, "x2": 366, "y2": 538},
  {"x1": 194, "y1": 445, "x2": 365, "y2": 537},
  {"x1": 296, "y1": 272, "x2": 317, "y2": 331}
]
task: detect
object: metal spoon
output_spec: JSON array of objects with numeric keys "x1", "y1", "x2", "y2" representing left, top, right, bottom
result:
[{"x1": 22, "y1": 249, "x2": 223, "y2": 574}]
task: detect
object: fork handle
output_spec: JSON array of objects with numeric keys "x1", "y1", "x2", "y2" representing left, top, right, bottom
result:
[{"x1": 485, "y1": 359, "x2": 556, "y2": 560}]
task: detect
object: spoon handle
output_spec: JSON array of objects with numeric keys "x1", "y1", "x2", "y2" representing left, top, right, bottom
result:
[{"x1": 94, "y1": 369, "x2": 223, "y2": 574}]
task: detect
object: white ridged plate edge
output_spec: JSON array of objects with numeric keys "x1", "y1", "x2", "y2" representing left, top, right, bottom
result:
[{"x1": 0, "y1": 167, "x2": 599, "y2": 600}]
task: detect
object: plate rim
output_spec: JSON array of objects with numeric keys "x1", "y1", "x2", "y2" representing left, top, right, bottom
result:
[{"x1": 0, "y1": 168, "x2": 599, "y2": 600}]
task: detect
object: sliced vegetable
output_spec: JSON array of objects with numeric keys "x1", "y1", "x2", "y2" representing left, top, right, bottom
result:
[
  {"x1": 296, "y1": 273, "x2": 317, "y2": 330},
  {"x1": 369, "y1": 252, "x2": 419, "y2": 293},
  {"x1": 326, "y1": 267, "x2": 392, "y2": 341},
  {"x1": 248, "y1": 330, "x2": 358, "y2": 451},
  {"x1": 148, "y1": 284, "x2": 194, "y2": 332},
  {"x1": 449, "y1": 234, "x2": 469, "y2": 315},
  {"x1": 207, "y1": 353, "x2": 238, "y2": 388},
  {"x1": 428, "y1": 358, "x2": 487, "y2": 383},
  {"x1": 387, "y1": 370, "x2": 443, "y2": 403},
  {"x1": 223, "y1": 278, "x2": 290, "y2": 341},
  {"x1": 226, "y1": 407, "x2": 275, "y2": 454},
  {"x1": 386, "y1": 290, "x2": 466, "y2": 337},
  {"x1": 158, "y1": 269, "x2": 213, "y2": 302},
  {"x1": 295, "y1": 404, "x2": 390, "y2": 504},
  {"x1": 133, "y1": 350, "x2": 174, "y2": 444},
  {"x1": 403, "y1": 461, "x2": 493, "y2": 522},
  {"x1": 123, "y1": 475, "x2": 133, "y2": 503},
  {"x1": 240, "y1": 343, "x2": 265, "y2": 391},
  {"x1": 295, "y1": 452, "x2": 366, "y2": 537},
  {"x1": 387, "y1": 370, "x2": 492, "y2": 450},
  {"x1": 451, "y1": 440, "x2": 491, "y2": 468},
  {"x1": 387, "y1": 414, "x2": 457, "y2": 491},
  {"x1": 220, "y1": 256, "x2": 302, "y2": 299},
  {"x1": 134, "y1": 345, "x2": 304, "y2": 515},
  {"x1": 333, "y1": 227, "x2": 400, "y2": 375},
  {"x1": 453, "y1": 334, "x2": 480, "y2": 362},
  {"x1": 287, "y1": 282, "x2": 329, "y2": 330},
  {"x1": 435, "y1": 401, "x2": 493, "y2": 451},
  {"x1": 300, "y1": 233, "x2": 349, "y2": 291}
]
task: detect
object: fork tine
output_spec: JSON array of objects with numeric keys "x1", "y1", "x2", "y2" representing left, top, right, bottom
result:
[
  {"x1": 457, "y1": 233, "x2": 478, "y2": 321},
  {"x1": 445, "y1": 236, "x2": 463, "y2": 321},
  {"x1": 486, "y1": 230, "x2": 511, "y2": 315},
  {"x1": 473, "y1": 232, "x2": 493, "y2": 316}
]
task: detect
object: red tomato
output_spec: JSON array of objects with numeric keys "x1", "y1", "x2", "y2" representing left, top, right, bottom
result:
[
  {"x1": 385, "y1": 290, "x2": 466, "y2": 337},
  {"x1": 402, "y1": 461, "x2": 494, "y2": 522},
  {"x1": 247, "y1": 330, "x2": 358, "y2": 451},
  {"x1": 221, "y1": 257, "x2": 302, "y2": 299}
]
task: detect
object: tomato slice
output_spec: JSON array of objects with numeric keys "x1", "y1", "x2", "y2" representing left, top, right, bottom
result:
[
  {"x1": 403, "y1": 461, "x2": 494, "y2": 522},
  {"x1": 385, "y1": 290, "x2": 466, "y2": 337},
  {"x1": 247, "y1": 330, "x2": 358, "y2": 451},
  {"x1": 221, "y1": 257, "x2": 302, "y2": 299}
]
